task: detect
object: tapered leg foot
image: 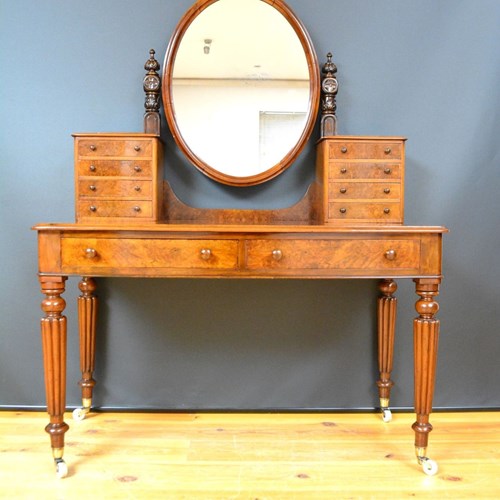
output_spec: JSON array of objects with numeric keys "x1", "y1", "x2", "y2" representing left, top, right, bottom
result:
[
  {"x1": 412, "y1": 278, "x2": 441, "y2": 475},
  {"x1": 377, "y1": 279, "x2": 397, "y2": 422},
  {"x1": 40, "y1": 276, "x2": 69, "y2": 477},
  {"x1": 74, "y1": 277, "x2": 98, "y2": 421}
]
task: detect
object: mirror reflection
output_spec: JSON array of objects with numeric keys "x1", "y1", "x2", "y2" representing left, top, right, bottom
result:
[{"x1": 171, "y1": 0, "x2": 311, "y2": 179}]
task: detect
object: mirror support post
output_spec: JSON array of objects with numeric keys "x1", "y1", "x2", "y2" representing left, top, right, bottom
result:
[
  {"x1": 320, "y1": 52, "x2": 338, "y2": 137},
  {"x1": 143, "y1": 49, "x2": 162, "y2": 136}
]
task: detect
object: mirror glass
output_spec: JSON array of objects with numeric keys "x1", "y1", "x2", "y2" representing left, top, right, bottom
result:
[{"x1": 164, "y1": 0, "x2": 319, "y2": 186}]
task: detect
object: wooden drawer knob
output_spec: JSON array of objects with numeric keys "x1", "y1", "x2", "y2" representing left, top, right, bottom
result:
[
  {"x1": 134, "y1": 165, "x2": 142, "y2": 172},
  {"x1": 200, "y1": 248, "x2": 212, "y2": 260},
  {"x1": 272, "y1": 249, "x2": 283, "y2": 261},
  {"x1": 89, "y1": 165, "x2": 96, "y2": 172},
  {"x1": 89, "y1": 185, "x2": 97, "y2": 191},
  {"x1": 89, "y1": 205, "x2": 97, "y2": 212},
  {"x1": 384, "y1": 208, "x2": 391, "y2": 214},
  {"x1": 134, "y1": 186, "x2": 141, "y2": 192},
  {"x1": 340, "y1": 168, "x2": 347, "y2": 174},
  {"x1": 384, "y1": 147, "x2": 392, "y2": 155},
  {"x1": 85, "y1": 248, "x2": 97, "y2": 259},
  {"x1": 383, "y1": 188, "x2": 391, "y2": 194},
  {"x1": 339, "y1": 207, "x2": 347, "y2": 214},
  {"x1": 339, "y1": 187, "x2": 347, "y2": 194},
  {"x1": 384, "y1": 249, "x2": 397, "y2": 261},
  {"x1": 89, "y1": 144, "x2": 96, "y2": 151},
  {"x1": 133, "y1": 206, "x2": 141, "y2": 212},
  {"x1": 134, "y1": 145, "x2": 141, "y2": 152},
  {"x1": 341, "y1": 146, "x2": 348, "y2": 153},
  {"x1": 384, "y1": 168, "x2": 392, "y2": 174}
]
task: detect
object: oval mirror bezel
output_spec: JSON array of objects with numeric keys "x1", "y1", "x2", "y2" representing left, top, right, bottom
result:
[{"x1": 162, "y1": 0, "x2": 320, "y2": 187}]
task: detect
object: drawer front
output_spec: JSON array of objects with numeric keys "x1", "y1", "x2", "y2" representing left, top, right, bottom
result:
[
  {"x1": 77, "y1": 160, "x2": 152, "y2": 177},
  {"x1": 77, "y1": 139, "x2": 152, "y2": 157},
  {"x1": 77, "y1": 200, "x2": 153, "y2": 218},
  {"x1": 329, "y1": 162, "x2": 401, "y2": 180},
  {"x1": 78, "y1": 179, "x2": 152, "y2": 198},
  {"x1": 328, "y1": 141, "x2": 402, "y2": 160},
  {"x1": 245, "y1": 239, "x2": 420, "y2": 271},
  {"x1": 330, "y1": 182, "x2": 400, "y2": 200},
  {"x1": 329, "y1": 202, "x2": 401, "y2": 221},
  {"x1": 61, "y1": 238, "x2": 239, "y2": 270}
]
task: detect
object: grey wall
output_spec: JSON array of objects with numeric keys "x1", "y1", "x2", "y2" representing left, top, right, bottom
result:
[{"x1": 1, "y1": 0, "x2": 499, "y2": 411}]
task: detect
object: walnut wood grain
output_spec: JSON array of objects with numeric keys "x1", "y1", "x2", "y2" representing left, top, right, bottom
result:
[
  {"x1": 77, "y1": 277, "x2": 97, "y2": 408},
  {"x1": 163, "y1": 180, "x2": 321, "y2": 225},
  {"x1": 376, "y1": 279, "x2": 397, "y2": 407},
  {"x1": 40, "y1": 276, "x2": 69, "y2": 455},
  {"x1": 412, "y1": 278, "x2": 440, "y2": 451}
]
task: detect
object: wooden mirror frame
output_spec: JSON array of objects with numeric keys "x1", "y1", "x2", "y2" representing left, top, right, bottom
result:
[{"x1": 162, "y1": 0, "x2": 320, "y2": 187}]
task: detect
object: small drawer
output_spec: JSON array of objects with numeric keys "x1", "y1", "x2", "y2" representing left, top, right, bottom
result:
[
  {"x1": 77, "y1": 160, "x2": 152, "y2": 177},
  {"x1": 77, "y1": 200, "x2": 153, "y2": 218},
  {"x1": 328, "y1": 202, "x2": 401, "y2": 221},
  {"x1": 245, "y1": 239, "x2": 420, "y2": 271},
  {"x1": 61, "y1": 238, "x2": 239, "y2": 271},
  {"x1": 330, "y1": 182, "x2": 400, "y2": 200},
  {"x1": 78, "y1": 179, "x2": 152, "y2": 198},
  {"x1": 77, "y1": 139, "x2": 152, "y2": 157},
  {"x1": 328, "y1": 141, "x2": 402, "y2": 160},
  {"x1": 329, "y1": 162, "x2": 401, "y2": 180}
]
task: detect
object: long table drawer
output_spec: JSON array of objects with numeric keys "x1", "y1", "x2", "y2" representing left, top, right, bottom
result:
[
  {"x1": 61, "y1": 238, "x2": 240, "y2": 271},
  {"x1": 245, "y1": 239, "x2": 420, "y2": 271}
]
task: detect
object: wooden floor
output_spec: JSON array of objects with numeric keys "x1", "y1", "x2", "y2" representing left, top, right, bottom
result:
[{"x1": 0, "y1": 411, "x2": 499, "y2": 499}]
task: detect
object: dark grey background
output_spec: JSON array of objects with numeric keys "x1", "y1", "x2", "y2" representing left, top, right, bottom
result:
[{"x1": 1, "y1": 0, "x2": 499, "y2": 410}]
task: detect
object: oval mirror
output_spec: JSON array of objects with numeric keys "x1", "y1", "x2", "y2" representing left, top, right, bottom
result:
[{"x1": 163, "y1": 0, "x2": 319, "y2": 186}]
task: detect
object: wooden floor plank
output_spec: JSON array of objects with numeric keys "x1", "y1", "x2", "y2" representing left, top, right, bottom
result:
[{"x1": 0, "y1": 411, "x2": 499, "y2": 499}]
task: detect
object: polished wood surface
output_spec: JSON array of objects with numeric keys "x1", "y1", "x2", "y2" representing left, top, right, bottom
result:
[
  {"x1": 74, "y1": 133, "x2": 163, "y2": 224},
  {"x1": 35, "y1": 122, "x2": 447, "y2": 477},
  {"x1": 316, "y1": 137, "x2": 405, "y2": 225},
  {"x1": 1, "y1": 411, "x2": 498, "y2": 498},
  {"x1": 35, "y1": 221, "x2": 445, "y2": 476}
]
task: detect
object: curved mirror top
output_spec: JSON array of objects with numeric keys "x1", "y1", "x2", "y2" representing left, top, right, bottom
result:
[{"x1": 163, "y1": 0, "x2": 319, "y2": 186}]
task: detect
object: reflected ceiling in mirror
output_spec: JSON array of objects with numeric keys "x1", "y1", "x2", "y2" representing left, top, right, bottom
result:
[{"x1": 163, "y1": 0, "x2": 319, "y2": 186}]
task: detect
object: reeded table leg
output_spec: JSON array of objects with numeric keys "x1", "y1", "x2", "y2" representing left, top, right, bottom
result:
[
  {"x1": 73, "y1": 277, "x2": 98, "y2": 421},
  {"x1": 412, "y1": 278, "x2": 441, "y2": 475},
  {"x1": 40, "y1": 276, "x2": 69, "y2": 478},
  {"x1": 376, "y1": 279, "x2": 397, "y2": 422}
]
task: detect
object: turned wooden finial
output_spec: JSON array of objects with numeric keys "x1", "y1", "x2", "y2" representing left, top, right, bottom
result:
[
  {"x1": 143, "y1": 49, "x2": 161, "y2": 135},
  {"x1": 320, "y1": 52, "x2": 339, "y2": 137}
]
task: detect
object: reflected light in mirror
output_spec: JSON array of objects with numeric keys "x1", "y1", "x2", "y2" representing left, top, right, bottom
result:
[{"x1": 169, "y1": 0, "x2": 314, "y2": 183}]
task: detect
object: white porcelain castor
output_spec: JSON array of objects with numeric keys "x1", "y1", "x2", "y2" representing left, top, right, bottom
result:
[
  {"x1": 382, "y1": 408, "x2": 392, "y2": 423},
  {"x1": 55, "y1": 458, "x2": 68, "y2": 478},
  {"x1": 421, "y1": 457, "x2": 438, "y2": 476},
  {"x1": 72, "y1": 407, "x2": 87, "y2": 421}
]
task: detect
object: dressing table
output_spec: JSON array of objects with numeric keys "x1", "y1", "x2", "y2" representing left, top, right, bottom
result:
[{"x1": 35, "y1": 0, "x2": 447, "y2": 478}]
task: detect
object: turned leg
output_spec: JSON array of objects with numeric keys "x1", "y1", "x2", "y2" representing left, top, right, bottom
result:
[
  {"x1": 376, "y1": 279, "x2": 397, "y2": 422},
  {"x1": 40, "y1": 276, "x2": 69, "y2": 478},
  {"x1": 73, "y1": 277, "x2": 98, "y2": 421},
  {"x1": 412, "y1": 278, "x2": 440, "y2": 475}
]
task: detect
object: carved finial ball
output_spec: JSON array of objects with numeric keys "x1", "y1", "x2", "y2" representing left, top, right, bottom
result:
[
  {"x1": 144, "y1": 49, "x2": 160, "y2": 72},
  {"x1": 322, "y1": 52, "x2": 337, "y2": 76}
]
